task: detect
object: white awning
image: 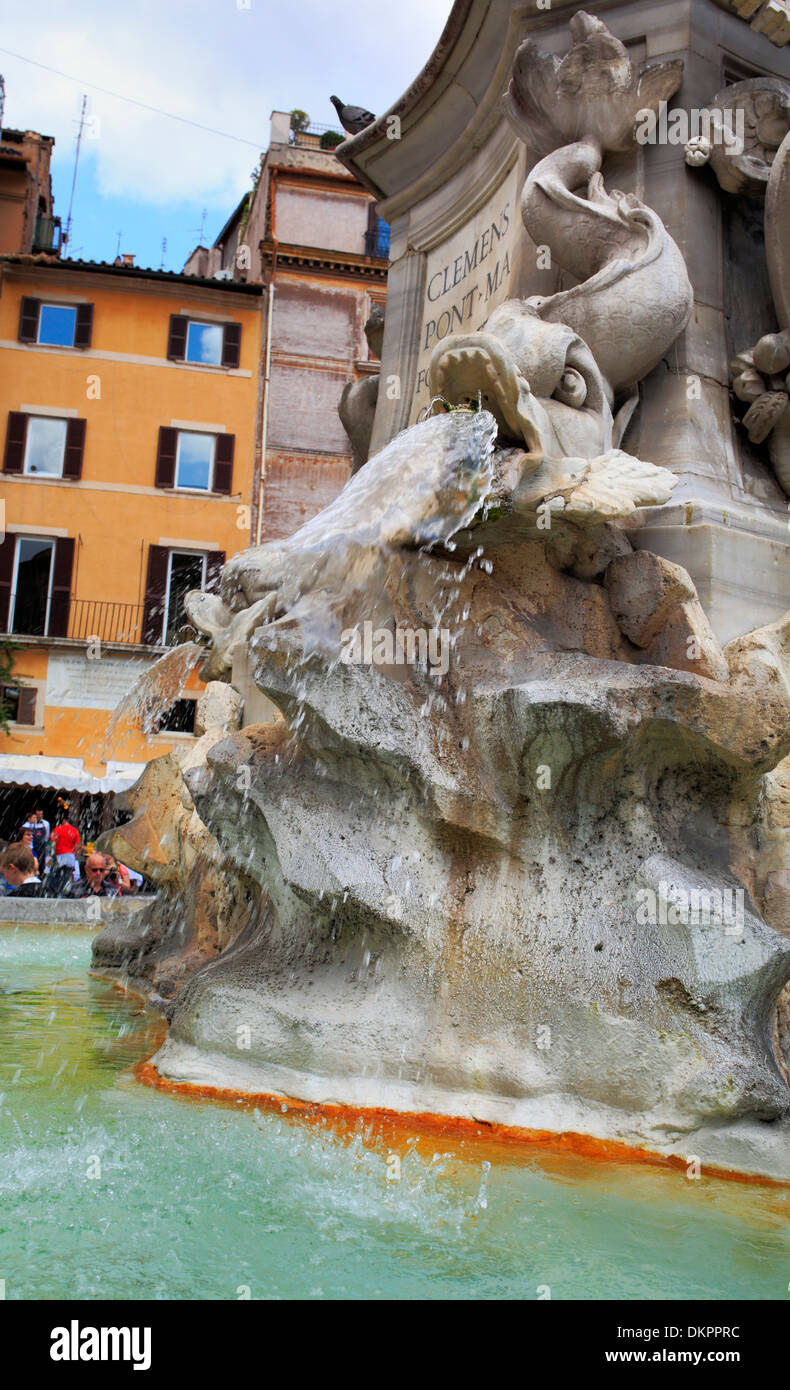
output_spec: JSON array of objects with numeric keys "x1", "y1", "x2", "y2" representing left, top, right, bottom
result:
[{"x1": 0, "y1": 755, "x2": 144, "y2": 795}]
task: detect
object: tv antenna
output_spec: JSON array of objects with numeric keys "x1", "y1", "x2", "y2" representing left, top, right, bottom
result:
[
  {"x1": 115, "y1": 230, "x2": 123, "y2": 258},
  {"x1": 159, "y1": 236, "x2": 167, "y2": 270},
  {"x1": 64, "y1": 93, "x2": 88, "y2": 248},
  {"x1": 0, "y1": 75, "x2": 6, "y2": 134},
  {"x1": 192, "y1": 208, "x2": 207, "y2": 245}
]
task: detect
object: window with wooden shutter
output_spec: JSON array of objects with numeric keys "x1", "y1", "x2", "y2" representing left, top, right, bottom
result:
[
  {"x1": 155, "y1": 427, "x2": 178, "y2": 488},
  {"x1": 221, "y1": 322, "x2": 242, "y2": 368},
  {"x1": 15, "y1": 686, "x2": 37, "y2": 725},
  {"x1": 205, "y1": 551, "x2": 226, "y2": 593},
  {"x1": 142, "y1": 545, "x2": 169, "y2": 645},
  {"x1": 167, "y1": 314, "x2": 188, "y2": 360},
  {"x1": 3, "y1": 412, "x2": 27, "y2": 474},
  {"x1": 0, "y1": 535, "x2": 16, "y2": 631},
  {"x1": 47, "y1": 537, "x2": 75, "y2": 637},
  {"x1": 63, "y1": 418, "x2": 86, "y2": 479},
  {"x1": 74, "y1": 303, "x2": 94, "y2": 349},
  {"x1": 213, "y1": 433, "x2": 234, "y2": 494},
  {"x1": 18, "y1": 298, "x2": 40, "y2": 342}
]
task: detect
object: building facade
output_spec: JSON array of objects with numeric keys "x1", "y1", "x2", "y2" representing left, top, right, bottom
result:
[
  {"x1": 0, "y1": 124, "x2": 60, "y2": 259},
  {"x1": 0, "y1": 247, "x2": 262, "y2": 835},
  {"x1": 185, "y1": 111, "x2": 388, "y2": 542}
]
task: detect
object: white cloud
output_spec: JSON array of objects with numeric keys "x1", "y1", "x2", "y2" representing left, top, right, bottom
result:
[{"x1": 0, "y1": 0, "x2": 453, "y2": 208}]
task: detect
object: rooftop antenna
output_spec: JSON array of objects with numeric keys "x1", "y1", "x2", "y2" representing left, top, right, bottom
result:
[
  {"x1": 159, "y1": 236, "x2": 167, "y2": 270},
  {"x1": 192, "y1": 208, "x2": 207, "y2": 245},
  {"x1": 64, "y1": 93, "x2": 88, "y2": 248},
  {"x1": 115, "y1": 230, "x2": 123, "y2": 258},
  {"x1": 0, "y1": 75, "x2": 6, "y2": 136}
]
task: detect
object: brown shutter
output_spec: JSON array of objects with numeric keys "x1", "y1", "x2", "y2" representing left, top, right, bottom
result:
[
  {"x1": 63, "y1": 418, "x2": 86, "y2": 479},
  {"x1": 18, "y1": 297, "x2": 40, "y2": 342},
  {"x1": 155, "y1": 427, "x2": 178, "y2": 488},
  {"x1": 213, "y1": 433, "x2": 234, "y2": 494},
  {"x1": 74, "y1": 303, "x2": 94, "y2": 348},
  {"x1": 3, "y1": 412, "x2": 28, "y2": 474},
  {"x1": 221, "y1": 322, "x2": 242, "y2": 368},
  {"x1": 205, "y1": 551, "x2": 226, "y2": 594},
  {"x1": 48, "y1": 537, "x2": 75, "y2": 638},
  {"x1": 0, "y1": 535, "x2": 16, "y2": 631},
  {"x1": 167, "y1": 315, "x2": 188, "y2": 360},
  {"x1": 142, "y1": 545, "x2": 169, "y2": 645},
  {"x1": 16, "y1": 686, "x2": 37, "y2": 725}
]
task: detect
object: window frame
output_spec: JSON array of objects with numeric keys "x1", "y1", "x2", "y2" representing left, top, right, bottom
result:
[
  {"x1": 184, "y1": 319, "x2": 224, "y2": 367},
  {"x1": 9, "y1": 534, "x2": 55, "y2": 636},
  {"x1": 155, "y1": 695, "x2": 198, "y2": 737},
  {"x1": 36, "y1": 301, "x2": 79, "y2": 348},
  {"x1": 23, "y1": 414, "x2": 69, "y2": 478},
  {"x1": 174, "y1": 430, "x2": 216, "y2": 493},
  {"x1": 163, "y1": 549, "x2": 207, "y2": 645},
  {"x1": 0, "y1": 683, "x2": 20, "y2": 721}
]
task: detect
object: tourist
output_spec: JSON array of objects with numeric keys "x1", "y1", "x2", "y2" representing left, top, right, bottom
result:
[
  {"x1": 50, "y1": 816, "x2": 82, "y2": 895},
  {"x1": 119, "y1": 862, "x2": 143, "y2": 892},
  {"x1": 68, "y1": 852, "x2": 122, "y2": 898},
  {"x1": 22, "y1": 807, "x2": 51, "y2": 872},
  {"x1": 0, "y1": 842, "x2": 44, "y2": 897}
]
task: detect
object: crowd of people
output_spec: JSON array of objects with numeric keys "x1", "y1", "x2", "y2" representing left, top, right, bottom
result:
[{"x1": 0, "y1": 806, "x2": 146, "y2": 900}]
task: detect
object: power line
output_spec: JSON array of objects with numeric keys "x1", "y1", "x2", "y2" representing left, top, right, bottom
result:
[{"x1": 0, "y1": 45, "x2": 266, "y2": 150}]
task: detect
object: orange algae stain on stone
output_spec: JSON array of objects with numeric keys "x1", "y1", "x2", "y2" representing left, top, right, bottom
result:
[{"x1": 133, "y1": 1058, "x2": 790, "y2": 1190}]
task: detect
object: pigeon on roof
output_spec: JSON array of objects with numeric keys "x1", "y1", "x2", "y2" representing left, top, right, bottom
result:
[{"x1": 330, "y1": 95, "x2": 376, "y2": 136}]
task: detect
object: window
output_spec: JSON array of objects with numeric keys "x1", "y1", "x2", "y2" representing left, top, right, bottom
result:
[
  {"x1": 167, "y1": 314, "x2": 242, "y2": 367},
  {"x1": 1, "y1": 684, "x2": 19, "y2": 720},
  {"x1": 0, "y1": 683, "x2": 37, "y2": 725},
  {"x1": 10, "y1": 538, "x2": 54, "y2": 635},
  {"x1": 185, "y1": 321, "x2": 223, "y2": 365},
  {"x1": 165, "y1": 551, "x2": 206, "y2": 645},
  {"x1": 175, "y1": 431, "x2": 215, "y2": 491},
  {"x1": 157, "y1": 697, "x2": 197, "y2": 734},
  {"x1": 18, "y1": 298, "x2": 93, "y2": 348},
  {"x1": 154, "y1": 427, "x2": 234, "y2": 494},
  {"x1": 141, "y1": 545, "x2": 224, "y2": 646},
  {"x1": 24, "y1": 416, "x2": 68, "y2": 476},
  {"x1": 38, "y1": 304, "x2": 77, "y2": 347}
]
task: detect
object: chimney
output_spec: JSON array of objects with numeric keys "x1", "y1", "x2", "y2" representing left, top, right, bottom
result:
[
  {"x1": 270, "y1": 111, "x2": 291, "y2": 145},
  {"x1": 122, "y1": 253, "x2": 135, "y2": 267}
]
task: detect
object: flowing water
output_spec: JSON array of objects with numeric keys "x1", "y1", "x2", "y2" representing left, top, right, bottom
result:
[
  {"x1": 2, "y1": 922, "x2": 790, "y2": 1301},
  {"x1": 101, "y1": 640, "x2": 203, "y2": 754}
]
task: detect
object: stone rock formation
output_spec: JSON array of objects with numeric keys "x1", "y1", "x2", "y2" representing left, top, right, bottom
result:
[{"x1": 92, "y1": 682, "x2": 258, "y2": 1009}]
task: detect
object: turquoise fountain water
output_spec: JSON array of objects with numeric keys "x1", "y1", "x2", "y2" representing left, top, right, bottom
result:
[{"x1": 2, "y1": 922, "x2": 789, "y2": 1301}]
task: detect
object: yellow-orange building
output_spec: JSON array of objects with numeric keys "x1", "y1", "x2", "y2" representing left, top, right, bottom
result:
[{"x1": 0, "y1": 248, "x2": 263, "y2": 836}]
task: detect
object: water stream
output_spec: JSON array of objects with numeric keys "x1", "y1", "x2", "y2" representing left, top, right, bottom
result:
[{"x1": 2, "y1": 922, "x2": 789, "y2": 1301}]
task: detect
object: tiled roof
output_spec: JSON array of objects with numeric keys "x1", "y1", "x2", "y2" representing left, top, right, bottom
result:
[{"x1": 0, "y1": 252, "x2": 264, "y2": 292}]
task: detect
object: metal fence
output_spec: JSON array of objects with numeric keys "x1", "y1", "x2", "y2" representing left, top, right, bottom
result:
[{"x1": 66, "y1": 599, "x2": 144, "y2": 645}]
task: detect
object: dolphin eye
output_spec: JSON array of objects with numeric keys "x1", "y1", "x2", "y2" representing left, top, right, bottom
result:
[{"x1": 553, "y1": 368, "x2": 587, "y2": 407}]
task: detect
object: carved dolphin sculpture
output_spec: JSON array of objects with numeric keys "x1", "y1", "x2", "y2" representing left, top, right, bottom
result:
[{"x1": 187, "y1": 408, "x2": 676, "y2": 680}]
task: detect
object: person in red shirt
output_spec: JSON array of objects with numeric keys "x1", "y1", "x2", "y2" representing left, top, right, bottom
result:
[{"x1": 51, "y1": 819, "x2": 82, "y2": 893}]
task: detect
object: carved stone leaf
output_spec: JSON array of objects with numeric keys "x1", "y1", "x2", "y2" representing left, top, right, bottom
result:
[
  {"x1": 634, "y1": 60, "x2": 686, "y2": 119},
  {"x1": 743, "y1": 391, "x2": 789, "y2": 444}
]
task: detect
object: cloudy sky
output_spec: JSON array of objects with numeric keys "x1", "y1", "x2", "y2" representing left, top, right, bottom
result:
[{"x1": 0, "y1": 0, "x2": 453, "y2": 271}]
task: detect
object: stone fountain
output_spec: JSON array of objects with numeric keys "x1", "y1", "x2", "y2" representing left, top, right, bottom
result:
[{"x1": 95, "y1": 7, "x2": 790, "y2": 1180}]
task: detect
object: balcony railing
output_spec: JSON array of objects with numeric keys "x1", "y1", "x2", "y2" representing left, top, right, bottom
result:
[
  {"x1": 364, "y1": 223, "x2": 390, "y2": 258},
  {"x1": 67, "y1": 599, "x2": 146, "y2": 645},
  {"x1": 32, "y1": 213, "x2": 62, "y2": 254}
]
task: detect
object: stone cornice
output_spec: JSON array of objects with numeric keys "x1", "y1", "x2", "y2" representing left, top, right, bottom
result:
[{"x1": 259, "y1": 240, "x2": 388, "y2": 281}]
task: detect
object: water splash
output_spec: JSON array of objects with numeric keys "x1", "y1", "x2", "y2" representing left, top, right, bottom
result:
[{"x1": 102, "y1": 641, "x2": 202, "y2": 754}]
